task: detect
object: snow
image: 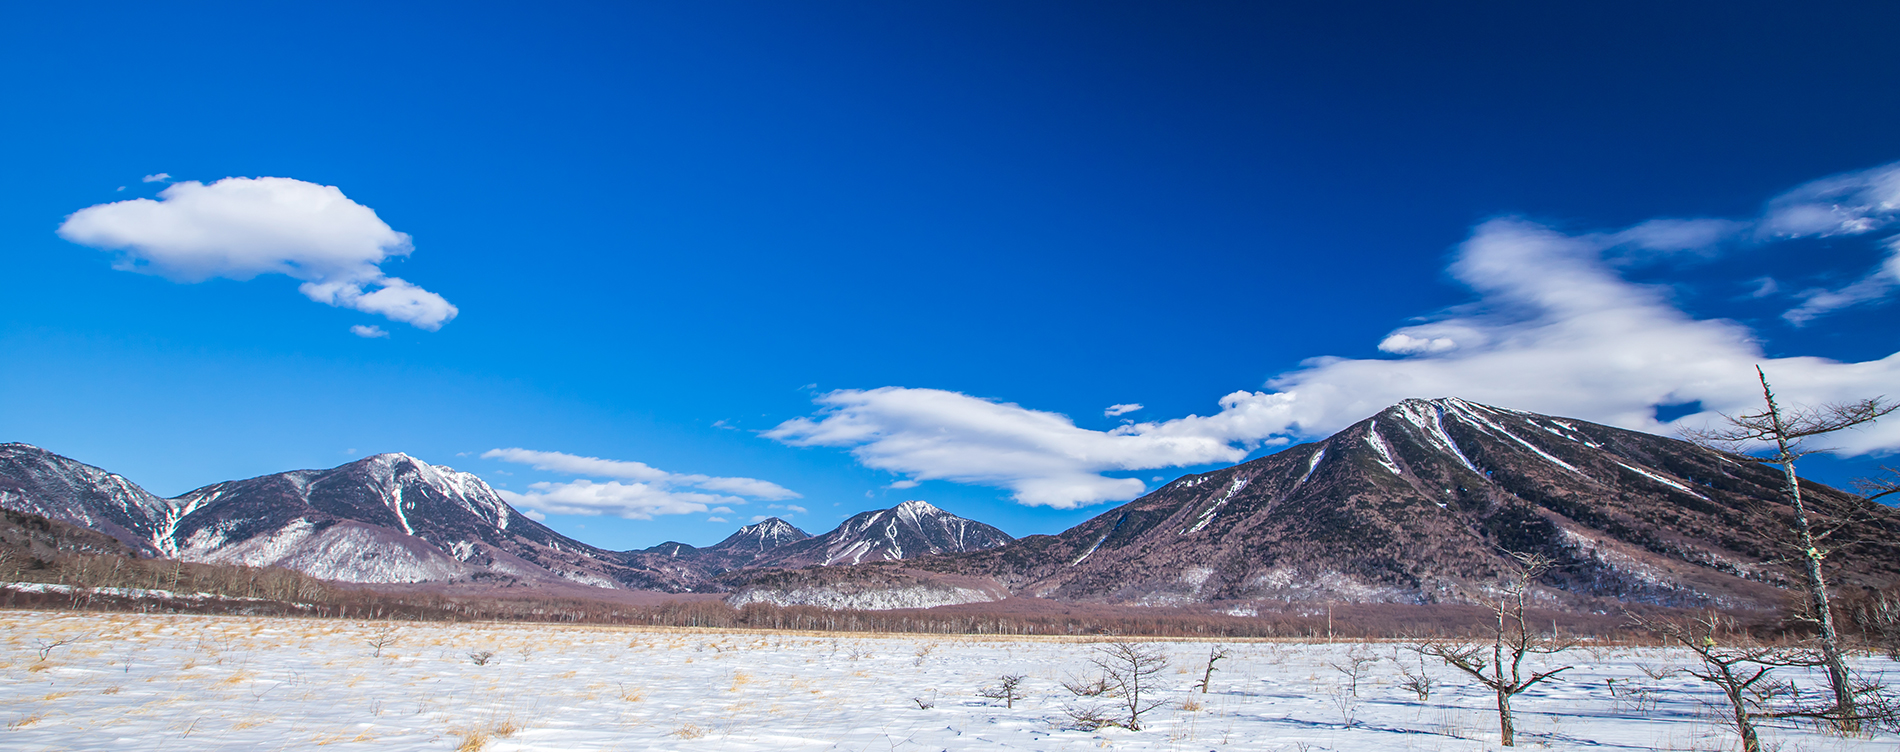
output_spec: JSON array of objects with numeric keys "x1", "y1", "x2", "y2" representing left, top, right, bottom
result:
[
  {"x1": 1295, "y1": 447, "x2": 1326, "y2": 488},
  {"x1": 728, "y1": 582, "x2": 997, "y2": 610},
  {"x1": 1364, "y1": 423, "x2": 1402, "y2": 476},
  {"x1": 1182, "y1": 474, "x2": 1251, "y2": 535},
  {"x1": 1440, "y1": 399, "x2": 1595, "y2": 481},
  {"x1": 5, "y1": 610, "x2": 1893, "y2": 751},
  {"x1": 1393, "y1": 401, "x2": 1482, "y2": 475},
  {"x1": 1613, "y1": 461, "x2": 1711, "y2": 501},
  {"x1": 1070, "y1": 513, "x2": 1126, "y2": 566}
]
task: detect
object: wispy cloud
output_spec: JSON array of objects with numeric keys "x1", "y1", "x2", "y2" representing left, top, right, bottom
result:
[
  {"x1": 496, "y1": 480, "x2": 733, "y2": 519},
  {"x1": 1103, "y1": 403, "x2": 1143, "y2": 417},
  {"x1": 767, "y1": 162, "x2": 1900, "y2": 509},
  {"x1": 349, "y1": 324, "x2": 389, "y2": 339},
  {"x1": 482, "y1": 447, "x2": 801, "y2": 519},
  {"x1": 58, "y1": 176, "x2": 458, "y2": 330},
  {"x1": 141, "y1": 173, "x2": 170, "y2": 183}
]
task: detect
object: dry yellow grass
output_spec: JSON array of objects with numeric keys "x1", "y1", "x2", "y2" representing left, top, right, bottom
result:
[{"x1": 672, "y1": 722, "x2": 708, "y2": 739}]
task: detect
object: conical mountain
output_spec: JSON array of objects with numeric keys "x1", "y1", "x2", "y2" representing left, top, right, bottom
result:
[
  {"x1": 755, "y1": 500, "x2": 1012, "y2": 567},
  {"x1": 925, "y1": 397, "x2": 1900, "y2": 610}
]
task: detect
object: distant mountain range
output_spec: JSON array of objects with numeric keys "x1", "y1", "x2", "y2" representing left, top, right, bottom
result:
[
  {"x1": 0, "y1": 443, "x2": 1007, "y2": 593},
  {"x1": 4, "y1": 396, "x2": 1896, "y2": 612}
]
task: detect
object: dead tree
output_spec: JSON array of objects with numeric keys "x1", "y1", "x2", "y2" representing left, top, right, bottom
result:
[
  {"x1": 1063, "y1": 641, "x2": 1169, "y2": 731},
  {"x1": 976, "y1": 674, "x2": 1027, "y2": 708},
  {"x1": 1854, "y1": 465, "x2": 1900, "y2": 504},
  {"x1": 1195, "y1": 645, "x2": 1231, "y2": 694},
  {"x1": 1419, "y1": 551, "x2": 1573, "y2": 747},
  {"x1": 367, "y1": 627, "x2": 400, "y2": 658},
  {"x1": 1682, "y1": 366, "x2": 1896, "y2": 732},
  {"x1": 1626, "y1": 610, "x2": 1821, "y2": 752}
]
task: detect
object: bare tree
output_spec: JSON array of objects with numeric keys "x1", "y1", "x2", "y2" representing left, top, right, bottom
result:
[
  {"x1": 1854, "y1": 465, "x2": 1900, "y2": 504},
  {"x1": 1394, "y1": 647, "x2": 1436, "y2": 701},
  {"x1": 1418, "y1": 551, "x2": 1573, "y2": 747},
  {"x1": 1063, "y1": 641, "x2": 1170, "y2": 731},
  {"x1": 976, "y1": 674, "x2": 1028, "y2": 708},
  {"x1": 34, "y1": 635, "x2": 82, "y2": 661},
  {"x1": 1682, "y1": 366, "x2": 1897, "y2": 732},
  {"x1": 1850, "y1": 588, "x2": 1900, "y2": 660},
  {"x1": 1327, "y1": 646, "x2": 1379, "y2": 726},
  {"x1": 367, "y1": 627, "x2": 399, "y2": 658},
  {"x1": 1195, "y1": 645, "x2": 1232, "y2": 694},
  {"x1": 1627, "y1": 610, "x2": 1807, "y2": 752}
]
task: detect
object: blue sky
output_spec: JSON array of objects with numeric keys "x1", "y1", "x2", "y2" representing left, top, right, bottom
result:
[{"x1": 4, "y1": 2, "x2": 1898, "y2": 550}]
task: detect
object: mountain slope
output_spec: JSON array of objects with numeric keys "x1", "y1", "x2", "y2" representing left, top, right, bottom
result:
[
  {"x1": 753, "y1": 500, "x2": 1012, "y2": 567},
  {"x1": 0, "y1": 444, "x2": 175, "y2": 557},
  {"x1": 0, "y1": 445, "x2": 706, "y2": 590},
  {"x1": 920, "y1": 397, "x2": 1899, "y2": 610}
]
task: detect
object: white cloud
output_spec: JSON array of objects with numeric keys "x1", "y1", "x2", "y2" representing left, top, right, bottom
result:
[
  {"x1": 768, "y1": 504, "x2": 809, "y2": 514},
  {"x1": 57, "y1": 176, "x2": 458, "y2": 330},
  {"x1": 768, "y1": 185, "x2": 1900, "y2": 509},
  {"x1": 1104, "y1": 403, "x2": 1144, "y2": 417},
  {"x1": 483, "y1": 447, "x2": 673, "y2": 481},
  {"x1": 1758, "y1": 162, "x2": 1900, "y2": 239},
  {"x1": 349, "y1": 324, "x2": 389, "y2": 339},
  {"x1": 1755, "y1": 163, "x2": 1900, "y2": 322},
  {"x1": 1377, "y1": 333, "x2": 1457, "y2": 355},
  {"x1": 886, "y1": 480, "x2": 920, "y2": 490},
  {"x1": 496, "y1": 480, "x2": 732, "y2": 520},
  {"x1": 520, "y1": 508, "x2": 547, "y2": 522},
  {"x1": 141, "y1": 173, "x2": 170, "y2": 183},
  {"x1": 481, "y1": 447, "x2": 800, "y2": 520},
  {"x1": 707, "y1": 516, "x2": 729, "y2": 523},
  {"x1": 1605, "y1": 218, "x2": 1745, "y2": 261},
  {"x1": 765, "y1": 387, "x2": 1248, "y2": 508},
  {"x1": 1785, "y1": 275, "x2": 1897, "y2": 325}
]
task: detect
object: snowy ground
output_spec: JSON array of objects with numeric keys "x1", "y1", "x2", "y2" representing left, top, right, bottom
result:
[{"x1": 3, "y1": 610, "x2": 1895, "y2": 751}]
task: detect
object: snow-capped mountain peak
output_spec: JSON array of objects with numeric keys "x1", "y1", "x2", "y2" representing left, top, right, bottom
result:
[{"x1": 753, "y1": 500, "x2": 1012, "y2": 567}]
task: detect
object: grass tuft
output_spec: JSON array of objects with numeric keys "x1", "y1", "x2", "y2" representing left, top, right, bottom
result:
[{"x1": 673, "y1": 722, "x2": 709, "y2": 739}]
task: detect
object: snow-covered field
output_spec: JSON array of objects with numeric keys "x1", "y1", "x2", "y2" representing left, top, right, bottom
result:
[{"x1": 3, "y1": 610, "x2": 1894, "y2": 751}]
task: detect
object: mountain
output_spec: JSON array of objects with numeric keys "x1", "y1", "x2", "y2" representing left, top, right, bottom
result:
[
  {"x1": 695, "y1": 518, "x2": 812, "y2": 569},
  {"x1": 912, "y1": 397, "x2": 1899, "y2": 611},
  {"x1": 0, "y1": 444, "x2": 705, "y2": 590},
  {"x1": 0, "y1": 444, "x2": 988, "y2": 594},
  {"x1": 12, "y1": 395, "x2": 1891, "y2": 614},
  {"x1": 751, "y1": 500, "x2": 1012, "y2": 567},
  {"x1": 0, "y1": 444, "x2": 174, "y2": 557}
]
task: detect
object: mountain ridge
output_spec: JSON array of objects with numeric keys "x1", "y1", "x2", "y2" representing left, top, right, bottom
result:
[
  {"x1": 5, "y1": 395, "x2": 1895, "y2": 613},
  {"x1": 903, "y1": 397, "x2": 1897, "y2": 610}
]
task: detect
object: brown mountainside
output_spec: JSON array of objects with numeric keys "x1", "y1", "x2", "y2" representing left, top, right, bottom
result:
[{"x1": 913, "y1": 397, "x2": 1898, "y2": 611}]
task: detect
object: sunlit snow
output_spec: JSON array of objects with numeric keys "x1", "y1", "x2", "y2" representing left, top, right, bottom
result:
[{"x1": 3, "y1": 611, "x2": 1893, "y2": 751}]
